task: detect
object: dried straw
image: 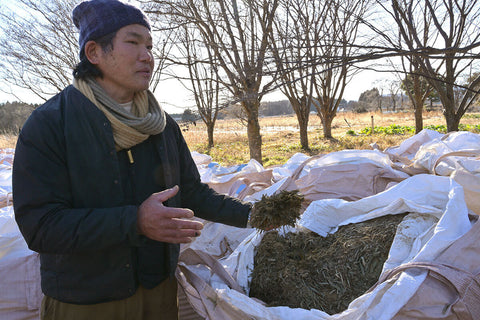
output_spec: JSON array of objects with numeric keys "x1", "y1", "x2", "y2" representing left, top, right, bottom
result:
[
  {"x1": 249, "y1": 190, "x2": 304, "y2": 231},
  {"x1": 249, "y1": 213, "x2": 406, "y2": 314}
]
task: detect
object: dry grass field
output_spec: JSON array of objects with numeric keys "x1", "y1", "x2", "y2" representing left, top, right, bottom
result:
[
  {"x1": 1, "y1": 110, "x2": 478, "y2": 167},
  {"x1": 182, "y1": 110, "x2": 479, "y2": 167},
  {"x1": 0, "y1": 133, "x2": 17, "y2": 150}
]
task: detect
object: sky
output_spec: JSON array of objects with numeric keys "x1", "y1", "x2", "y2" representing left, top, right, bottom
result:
[
  {"x1": 0, "y1": 69, "x2": 387, "y2": 114},
  {"x1": 0, "y1": 0, "x2": 392, "y2": 114}
]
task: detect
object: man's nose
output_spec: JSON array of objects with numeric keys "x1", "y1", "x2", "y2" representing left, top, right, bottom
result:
[{"x1": 140, "y1": 48, "x2": 153, "y2": 62}]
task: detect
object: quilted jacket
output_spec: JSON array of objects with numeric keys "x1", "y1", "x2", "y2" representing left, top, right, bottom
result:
[{"x1": 12, "y1": 85, "x2": 251, "y2": 304}]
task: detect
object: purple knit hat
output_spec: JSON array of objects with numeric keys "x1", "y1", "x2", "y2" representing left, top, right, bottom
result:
[{"x1": 72, "y1": 0, "x2": 151, "y2": 57}]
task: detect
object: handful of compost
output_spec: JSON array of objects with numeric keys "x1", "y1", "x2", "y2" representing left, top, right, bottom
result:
[{"x1": 249, "y1": 190, "x2": 304, "y2": 231}]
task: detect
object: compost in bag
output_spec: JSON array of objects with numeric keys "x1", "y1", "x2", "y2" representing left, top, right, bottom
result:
[{"x1": 249, "y1": 213, "x2": 406, "y2": 315}]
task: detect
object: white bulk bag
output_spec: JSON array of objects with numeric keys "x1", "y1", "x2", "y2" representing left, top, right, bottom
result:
[{"x1": 177, "y1": 174, "x2": 475, "y2": 320}]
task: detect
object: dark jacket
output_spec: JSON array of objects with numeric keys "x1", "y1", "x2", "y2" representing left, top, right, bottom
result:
[{"x1": 12, "y1": 85, "x2": 251, "y2": 304}]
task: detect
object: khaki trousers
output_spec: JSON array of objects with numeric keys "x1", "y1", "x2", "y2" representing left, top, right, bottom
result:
[{"x1": 41, "y1": 278, "x2": 178, "y2": 320}]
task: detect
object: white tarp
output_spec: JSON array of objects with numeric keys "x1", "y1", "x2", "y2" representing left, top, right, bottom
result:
[
  {"x1": 412, "y1": 131, "x2": 480, "y2": 174},
  {"x1": 180, "y1": 129, "x2": 480, "y2": 319},
  {"x1": 178, "y1": 174, "x2": 474, "y2": 320},
  {"x1": 0, "y1": 207, "x2": 42, "y2": 320},
  {"x1": 0, "y1": 148, "x2": 14, "y2": 208},
  {"x1": 0, "y1": 148, "x2": 42, "y2": 320}
]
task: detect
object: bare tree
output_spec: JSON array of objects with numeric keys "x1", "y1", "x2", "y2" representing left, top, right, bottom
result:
[
  {"x1": 377, "y1": 0, "x2": 480, "y2": 131},
  {"x1": 269, "y1": 0, "x2": 370, "y2": 142},
  {"x1": 0, "y1": 0, "x2": 173, "y2": 103},
  {"x1": 150, "y1": 0, "x2": 280, "y2": 163},
  {"x1": 0, "y1": 0, "x2": 78, "y2": 101},
  {"x1": 177, "y1": 25, "x2": 223, "y2": 148},
  {"x1": 396, "y1": 3, "x2": 434, "y2": 133},
  {"x1": 385, "y1": 79, "x2": 400, "y2": 112},
  {"x1": 143, "y1": 7, "x2": 178, "y2": 94},
  {"x1": 309, "y1": 0, "x2": 370, "y2": 138},
  {"x1": 267, "y1": 0, "x2": 325, "y2": 149},
  {"x1": 401, "y1": 64, "x2": 434, "y2": 132},
  {"x1": 316, "y1": 0, "x2": 370, "y2": 138}
]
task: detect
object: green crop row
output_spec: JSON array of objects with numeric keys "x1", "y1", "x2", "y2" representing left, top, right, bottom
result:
[
  {"x1": 347, "y1": 123, "x2": 480, "y2": 136},
  {"x1": 463, "y1": 113, "x2": 480, "y2": 119}
]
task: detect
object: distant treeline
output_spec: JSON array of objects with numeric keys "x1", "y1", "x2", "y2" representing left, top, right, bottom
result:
[
  {"x1": 0, "y1": 102, "x2": 39, "y2": 134},
  {"x1": 2, "y1": 92, "x2": 459, "y2": 134},
  {"x1": 169, "y1": 97, "x2": 382, "y2": 123},
  {"x1": 0, "y1": 99, "x2": 353, "y2": 134}
]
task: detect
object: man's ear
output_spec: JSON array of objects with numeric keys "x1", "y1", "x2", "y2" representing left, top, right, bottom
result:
[{"x1": 84, "y1": 40, "x2": 101, "y2": 64}]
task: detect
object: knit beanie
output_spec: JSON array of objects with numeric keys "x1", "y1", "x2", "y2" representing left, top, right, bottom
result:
[{"x1": 72, "y1": 0, "x2": 151, "y2": 57}]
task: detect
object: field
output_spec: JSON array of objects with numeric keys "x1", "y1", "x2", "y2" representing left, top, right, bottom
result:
[
  {"x1": 1, "y1": 111, "x2": 479, "y2": 167},
  {"x1": 181, "y1": 110, "x2": 479, "y2": 167},
  {"x1": 0, "y1": 133, "x2": 16, "y2": 150}
]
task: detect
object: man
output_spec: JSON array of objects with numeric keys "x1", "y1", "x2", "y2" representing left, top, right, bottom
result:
[{"x1": 12, "y1": 0, "x2": 252, "y2": 319}]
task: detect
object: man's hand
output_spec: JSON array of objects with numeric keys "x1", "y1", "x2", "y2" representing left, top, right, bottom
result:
[{"x1": 137, "y1": 185, "x2": 204, "y2": 243}]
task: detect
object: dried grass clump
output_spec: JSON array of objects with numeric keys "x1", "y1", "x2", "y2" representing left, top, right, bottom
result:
[
  {"x1": 249, "y1": 213, "x2": 407, "y2": 315},
  {"x1": 249, "y1": 190, "x2": 304, "y2": 231}
]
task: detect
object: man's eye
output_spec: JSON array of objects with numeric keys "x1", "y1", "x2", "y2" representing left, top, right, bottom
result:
[{"x1": 127, "y1": 41, "x2": 138, "y2": 45}]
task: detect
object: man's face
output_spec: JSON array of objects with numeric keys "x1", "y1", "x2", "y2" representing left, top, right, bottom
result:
[{"x1": 94, "y1": 24, "x2": 154, "y2": 103}]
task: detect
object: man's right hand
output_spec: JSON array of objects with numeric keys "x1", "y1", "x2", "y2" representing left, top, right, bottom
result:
[{"x1": 137, "y1": 185, "x2": 204, "y2": 244}]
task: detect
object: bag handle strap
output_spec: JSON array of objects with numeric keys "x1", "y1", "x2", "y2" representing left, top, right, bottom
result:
[
  {"x1": 176, "y1": 263, "x2": 213, "y2": 319},
  {"x1": 177, "y1": 248, "x2": 251, "y2": 319},
  {"x1": 179, "y1": 248, "x2": 245, "y2": 293},
  {"x1": 371, "y1": 262, "x2": 480, "y2": 320},
  {"x1": 432, "y1": 150, "x2": 480, "y2": 175}
]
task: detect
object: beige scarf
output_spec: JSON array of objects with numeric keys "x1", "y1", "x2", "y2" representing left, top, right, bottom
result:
[{"x1": 73, "y1": 77, "x2": 166, "y2": 151}]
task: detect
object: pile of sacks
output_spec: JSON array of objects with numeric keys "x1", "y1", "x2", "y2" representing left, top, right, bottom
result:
[
  {"x1": 0, "y1": 148, "x2": 42, "y2": 320},
  {"x1": 181, "y1": 129, "x2": 480, "y2": 319},
  {"x1": 1, "y1": 130, "x2": 479, "y2": 320}
]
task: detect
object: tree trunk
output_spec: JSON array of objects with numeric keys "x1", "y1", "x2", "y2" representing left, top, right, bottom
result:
[
  {"x1": 290, "y1": 99, "x2": 310, "y2": 150},
  {"x1": 440, "y1": 85, "x2": 460, "y2": 132},
  {"x1": 413, "y1": 76, "x2": 423, "y2": 133},
  {"x1": 445, "y1": 109, "x2": 461, "y2": 131},
  {"x1": 414, "y1": 96, "x2": 424, "y2": 134},
  {"x1": 244, "y1": 101, "x2": 263, "y2": 163},
  {"x1": 207, "y1": 123, "x2": 214, "y2": 148},
  {"x1": 437, "y1": 61, "x2": 461, "y2": 132},
  {"x1": 316, "y1": 101, "x2": 335, "y2": 139},
  {"x1": 321, "y1": 113, "x2": 334, "y2": 139},
  {"x1": 298, "y1": 117, "x2": 309, "y2": 150}
]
